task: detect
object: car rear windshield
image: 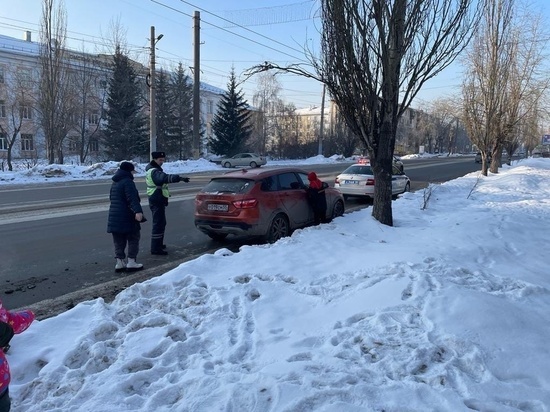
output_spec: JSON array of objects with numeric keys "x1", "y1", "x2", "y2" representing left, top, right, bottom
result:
[
  {"x1": 343, "y1": 165, "x2": 373, "y2": 175},
  {"x1": 202, "y1": 178, "x2": 255, "y2": 194}
]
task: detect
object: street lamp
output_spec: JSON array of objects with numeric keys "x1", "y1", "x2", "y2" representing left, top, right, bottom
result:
[{"x1": 149, "y1": 26, "x2": 163, "y2": 158}]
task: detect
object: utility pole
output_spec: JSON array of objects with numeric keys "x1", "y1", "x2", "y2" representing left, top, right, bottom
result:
[
  {"x1": 192, "y1": 11, "x2": 201, "y2": 159},
  {"x1": 318, "y1": 84, "x2": 326, "y2": 156},
  {"x1": 149, "y1": 26, "x2": 163, "y2": 158}
]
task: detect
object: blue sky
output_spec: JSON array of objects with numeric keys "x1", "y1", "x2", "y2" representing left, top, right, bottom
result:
[{"x1": 1, "y1": 0, "x2": 549, "y2": 110}]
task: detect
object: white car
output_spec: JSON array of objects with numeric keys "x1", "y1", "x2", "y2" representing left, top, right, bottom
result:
[
  {"x1": 334, "y1": 161, "x2": 410, "y2": 200},
  {"x1": 220, "y1": 153, "x2": 267, "y2": 168}
]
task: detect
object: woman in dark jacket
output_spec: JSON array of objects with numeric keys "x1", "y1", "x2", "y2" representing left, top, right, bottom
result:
[{"x1": 107, "y1": 161, "x2": 145, "y2": 272}]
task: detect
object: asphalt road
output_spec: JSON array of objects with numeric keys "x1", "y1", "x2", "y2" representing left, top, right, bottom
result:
[{"x1": 0, "y1": 156, "x2": 481, "y2": 318}]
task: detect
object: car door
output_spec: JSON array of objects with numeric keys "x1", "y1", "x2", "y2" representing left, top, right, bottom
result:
[
  {"x1": 231, "y1": 153, "x2": 246, "y2": 166},
  {"x1": 276, "y1": 172, "x2": 310, "y2": 226}
]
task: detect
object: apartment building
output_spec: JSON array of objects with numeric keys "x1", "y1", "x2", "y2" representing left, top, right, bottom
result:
[{"x1": 0, "y1": 32, "x2": 224, "y2": 164}]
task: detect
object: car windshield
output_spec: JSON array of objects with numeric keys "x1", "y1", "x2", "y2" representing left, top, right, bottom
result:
[
  {"x1": 202, "y1": 178, "x2": 254, "y2": 194},
  {"x1": 342, "y1": 165, "x2": 373, "y2": 175}
]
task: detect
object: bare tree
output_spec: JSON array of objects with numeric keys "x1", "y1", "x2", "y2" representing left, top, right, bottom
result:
[
  {"x1": 428, "y1": 98, "x2": 462, "y2": 155},
  {"x1": 462, "y1": 0, "x2": 549, "y2": 174},
  {"x1": 66, "y1": 49, "x2": 108, "y2": 164},
  {"x1": 252, "y1": 72, "x2": 282, "y2": 154},
  {"x1": 38, "y1": 0, "x2": 72, "y2": 164},
  {"x1": 499, "y1": 6, "x2": 550, "y2": 165},
  {"x1": 0, "y1": 69, "x2": 35, "y2": 170},
  {"x1": 324, "y1": 113, "x2": 360, "y2": 157},
  {"x1": 269, "y1": 101, "x2": 298, "y2": 158},
  {"x1": 247, "y1": 0, "x2": 482, "y2": 226}
]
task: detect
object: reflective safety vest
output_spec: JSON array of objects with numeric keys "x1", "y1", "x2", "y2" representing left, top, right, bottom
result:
[{"x1": 145, "y1": 168, "x2": 170, "y2": 198}]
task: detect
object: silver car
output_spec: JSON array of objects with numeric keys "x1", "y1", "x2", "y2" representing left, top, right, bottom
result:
[
  {"x1": 335, "y1": 162, "x2": 410, "y2": 200},
  {"x1": 221, "y1": 153, "x2": 267, "y2": 168}
]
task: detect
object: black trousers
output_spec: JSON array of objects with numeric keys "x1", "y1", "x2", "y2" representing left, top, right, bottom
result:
[
  {"x1": 150, "y1": 203, "x2": 166, "y2": 252},
  {"x1": 0, "y1": 388, "x2": 10, "y2": 412}
]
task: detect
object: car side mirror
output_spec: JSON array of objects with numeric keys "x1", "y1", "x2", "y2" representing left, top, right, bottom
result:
[{"x1": 322, "y1": 182, "x2": 329, "y2": 189}]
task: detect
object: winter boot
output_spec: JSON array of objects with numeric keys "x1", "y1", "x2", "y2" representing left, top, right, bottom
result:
[
  {"x1": 126, "y1": 258, "x2": 144, "y2": 271},
  {"x1": 115, "y1": 258, "x2": 126, "y2": 273}
]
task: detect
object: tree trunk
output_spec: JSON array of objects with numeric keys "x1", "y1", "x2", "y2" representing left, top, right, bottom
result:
[{"x1": 371, "y1": 117, "x2": 394, "y2": 226}]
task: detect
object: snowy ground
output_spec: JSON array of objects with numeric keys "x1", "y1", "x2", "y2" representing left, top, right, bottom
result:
[{"x1": 3, "y1": 156, "x2": 550, "y2": 411}]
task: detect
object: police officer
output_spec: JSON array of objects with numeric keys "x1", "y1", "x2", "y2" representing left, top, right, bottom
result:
[{"x1": 145, "y1": 151, "x2": 190, "y2": 255}]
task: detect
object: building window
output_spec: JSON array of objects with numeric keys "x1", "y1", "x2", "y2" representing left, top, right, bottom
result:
[
  {"x1": 0, "y1": 133, "x2": 7, "y2": 150},
  {"x1": 20, "y1": 105, "x2": 32, "y2": 120},
  {"x1": 68, "y1": 137, "x2": 79, "y2": 152},
  {"x1": 0, "y1": 66, "x2": 4, "y2": 84},
  {"x1": 0, "y1": 100, "x2": 5, "y2": 118},
  {"x1": 88, "y1": 110, "x2": 99, "y2": 125},
  {"x1": 20, "y1": 134, "x2": 34, "y2": 151},
  {"x1": 20, "y1": 68, "x2": 32, "y2": 87},
  {"x1": 89, "y1": 138, "x2": 99, "y2": 152},
  {"x1": 207, "y1": 100, "x2": 214, "y2": 114}
]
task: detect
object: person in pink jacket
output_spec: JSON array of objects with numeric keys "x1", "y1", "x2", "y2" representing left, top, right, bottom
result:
[{"x1": 0, "y1": 300, "x2": 34, "y2": 412}]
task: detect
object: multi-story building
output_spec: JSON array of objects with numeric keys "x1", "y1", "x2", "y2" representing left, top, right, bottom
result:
[
  {"x1": 294, "y1": 103, "x2": 334, "y2": 145},
  {"x1": 0, "y1": 32, "x2": 42, "y2": 163},
  {"x1": 0, "y1": 32, "x2": 224, "y2": 165}
]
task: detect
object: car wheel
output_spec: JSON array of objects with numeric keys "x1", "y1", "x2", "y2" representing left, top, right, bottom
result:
[
  {"x1": 250, "y1": 161, "x2": 257, "y2": 168},
  {"x1": 223, "y1": 162, "x2": 231, "y2": 168},
  {"x1": 331, "y1": 199, "x2": 345, "y2": 219},
  {"x1": 265, "y1": 213, "x2": 289, "y2": 243},
  {"x1": 207, "y1": 232, "x2": 228, "y2": 241}
]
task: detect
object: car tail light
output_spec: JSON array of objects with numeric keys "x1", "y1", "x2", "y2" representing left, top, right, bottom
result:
[
  {"x1": 335, "y1": 177, "x2": 340, "y2": 184},
  {"x1": 365, "y1": 178, "x2": 375, "y2": 186},
  {"x1": 232, "y1": 199, "x2": 258, "y2": 209}
]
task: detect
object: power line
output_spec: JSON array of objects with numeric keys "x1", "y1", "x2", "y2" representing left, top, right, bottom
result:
[
  {"x1": 150, "y1": 0, "x2": 308, "y2": 62},
  {"x1": 176, "y1": 0, "x2": 313, "y2": 56},
  {"x1": 219, "y1": 1, "x2": 317, "y2": 27}
]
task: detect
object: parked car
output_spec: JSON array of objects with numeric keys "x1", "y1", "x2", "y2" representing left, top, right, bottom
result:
[
  {"x1": 354, "y1": 156, "x2": 404, "y2": 173},
  {"x1": 194, "y1": 167, "x2": 345, "y2": 243},
  {"x1": 475, "y1": 152, "x2": 492, "y2": 163},
  {"x1": 334, "y1": 160, "x2": 410, "y2": 200},
  {"x1": 393, "y1": 155, "x2": 404, "y2": 173},
  {"x1": 218, "y1": 153, "x2": 267, "y2": 168}
]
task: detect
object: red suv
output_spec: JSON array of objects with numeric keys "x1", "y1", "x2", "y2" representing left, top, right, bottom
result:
[{"x1": 194, "y1": 167, "x2": 345, "y2": 243}]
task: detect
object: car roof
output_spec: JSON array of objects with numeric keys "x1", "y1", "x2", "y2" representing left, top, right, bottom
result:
[
  {"x1": 345, "y1": 163, "x2": 373, "y2": 169},
  {"x1": 216, "y1": 167, "x2": 308, "y2": 180}
]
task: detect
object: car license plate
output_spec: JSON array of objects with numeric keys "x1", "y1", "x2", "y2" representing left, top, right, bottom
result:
[
  {"x1": 207, "y1": 204, "x2": 228, "y2": 212},
  {"x1": 344, "y1": 180, "x2": 359, "y2": 184}
]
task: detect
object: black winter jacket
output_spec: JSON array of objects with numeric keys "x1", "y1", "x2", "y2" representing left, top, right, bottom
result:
[
  {"x1": 107, "y1": 169, "x2": 143, "y2": 234},
  {"x1": 307, "y1": 183, "x2": 328, "y2": 214}
]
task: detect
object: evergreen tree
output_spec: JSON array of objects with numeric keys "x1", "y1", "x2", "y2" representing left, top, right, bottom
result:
[
  {"x1": 102, "y1": 46, "x2": 148, "y2": 160},
  {"x1": 169, "y1": 63, "x2": 194, "y2": 160},
  {"x1": 155, "y1": 69, "x2": 176, "y2": 156},
  {"x1": 209, "y1": 68, "x2": 252, "y2": 155}
]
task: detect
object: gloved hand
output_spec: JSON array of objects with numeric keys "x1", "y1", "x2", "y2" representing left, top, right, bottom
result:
[{"x1": 181, "y1": 177, "x2": 190, "y2": 183}]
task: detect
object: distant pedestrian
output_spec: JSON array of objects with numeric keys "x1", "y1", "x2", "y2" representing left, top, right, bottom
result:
[
  {"x1": 307, "y1": 171, "x2": 327, "y2": 225},
  {"x1": 0, "y1": 299, "x2": 34, "y2": 412},
  {"x1": 145, "y1": 152, "x2": 190, "y2": 255},
  {"x1": 107, "y1": 161, "x2": 145, "y2": 272}
]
